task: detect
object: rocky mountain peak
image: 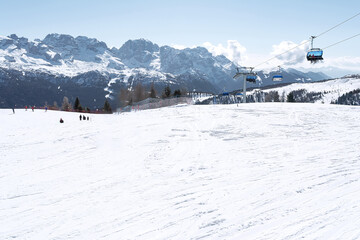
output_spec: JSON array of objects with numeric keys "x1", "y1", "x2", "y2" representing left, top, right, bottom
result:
[
  {"x1": 43, "y1": 33, "x2": 77, "y2": 48},
  {"x1": 75, "y1": 36, "x2": 108, "y2": 51},
  {"x1": 114, "y1": 39, "x2": 160, "y2": 69},
  {"x1": 119, "y1": 39, "x2": 160, "y2": 54}
]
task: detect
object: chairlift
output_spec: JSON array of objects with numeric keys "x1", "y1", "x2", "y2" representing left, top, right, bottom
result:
[
  {"x1": 246, "y1": 74, "x2": 256, "y2": 83},
  {"x1": 307, "y1": 36, "x2": 323, "y2": 63},
  {"x1": 272, "y1": 75, "x2": 283, "y2": 81},
  {"x1": 272, "y1": 66, "x2": 283, "y2": 81},
  {"x1": 307, "y1": 48, "x2": 323, "y2": 62}
]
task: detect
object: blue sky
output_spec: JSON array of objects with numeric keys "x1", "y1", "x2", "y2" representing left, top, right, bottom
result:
[{"x1": 1, "y1": 0, "x2": 359, "y2": 75}]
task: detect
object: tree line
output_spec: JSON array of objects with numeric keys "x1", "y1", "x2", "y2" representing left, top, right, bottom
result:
[
  {"x1": 59, "y1": 96, "x2": 112, "y2": 113},
  {"x1": 118, "y1": 82, "x2": 187, "y2": 107},
  {"x1": 332, "y1": 88, "x2": 360, "y2": 105}
]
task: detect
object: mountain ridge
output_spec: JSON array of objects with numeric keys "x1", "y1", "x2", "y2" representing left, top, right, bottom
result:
[{"x1": 0, "y1": 33, "x2": 331, "y2": 108}]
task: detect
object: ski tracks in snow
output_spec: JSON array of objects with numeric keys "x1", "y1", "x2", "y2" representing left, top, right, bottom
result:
[{"x1": 1, "y1": 103, "x2": 360, "y2": 239}]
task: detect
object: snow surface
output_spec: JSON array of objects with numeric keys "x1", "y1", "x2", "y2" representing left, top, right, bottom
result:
[
  {"x1": 262, "y1": 78, "x2": 360, "y2": 103},
  {"x1": 0, "y1": 35, "x2": 11, "y2": 41},
  {"x1": 1, "y1": 103, "x2": 360, "y2": 239}
]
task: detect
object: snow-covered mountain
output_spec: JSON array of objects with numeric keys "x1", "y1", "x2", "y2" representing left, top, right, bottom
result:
[
  {"x1": 261, "y1": 76, "x2": 360, "y2": 104},
  {"x1": 225, "y1": 76, "x2": 360, "y2": 105},
  {"x1": 0, "y1": 34, "x2": 238, "y2": 89},
  {"x1": 0, "y1": 33, "x2": 330, "y2": 108}
]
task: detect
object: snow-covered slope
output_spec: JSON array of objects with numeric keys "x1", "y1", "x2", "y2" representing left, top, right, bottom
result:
[
  {"x1": 262, "y1": 77, "x2": 360, "y2": 103},
  {"x1": 1, "y1": 103, "x2": 360, "y2": 239}
]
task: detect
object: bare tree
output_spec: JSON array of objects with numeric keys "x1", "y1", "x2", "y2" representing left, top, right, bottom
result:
[
  {"x1": 265, "y1": 91, "x2": 280, "y2": 102},
  {"x1": 180, "y1": 88, "x2": 188, "y2": 97},
  {"x1": 133, "y1": 83, "x2": 146, "y2": 103},
  {"x1": 118, "y1": 88, "x2": 130, "y2": 107},
  {"x1": 53, "y1": 101, "x2": 58, "y2": 109},
  {"x1": 61, "y1": 96, "x2": 72, "y2": 111},
  {"x1": 150, "y1": 82, "x2": 157, "y2": 98}
]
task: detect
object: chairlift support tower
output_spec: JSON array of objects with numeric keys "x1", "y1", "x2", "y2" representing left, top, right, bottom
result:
[{"x1": 233, "y1": 67, "x2": 256, "y2": 103}]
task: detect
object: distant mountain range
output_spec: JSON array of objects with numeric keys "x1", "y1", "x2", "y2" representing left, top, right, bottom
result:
[{"x1": 0, "y1": 34, "x2": 330, "y2": 108}]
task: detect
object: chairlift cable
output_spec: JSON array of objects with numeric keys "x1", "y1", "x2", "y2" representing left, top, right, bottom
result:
[
  {"x1": 323, "y1": 32, "x2": 360, "y2": 50},
  {"x1": 253, "y1": 11, "x2": 360, "y2": 69},
  {"x1": 316, "y1": 12, "x2": 360, "y2": 38},
  {"x1": 253, "y1": 41, "x2": 309, "y2": 69}
]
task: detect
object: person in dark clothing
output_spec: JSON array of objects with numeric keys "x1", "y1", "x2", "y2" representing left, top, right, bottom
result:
[
  {"x1": 60, "y1": 118, "x2": 64, "y2": 123},
  {"x1": 87, "y1": 116, "x2": 89, "y2": 121},
  {"x1": 83, "y1": 115, "x2": 86, "y2": 120},
  {"x1": 79, "y1": 115, "x2": 82, "y2": 121}
]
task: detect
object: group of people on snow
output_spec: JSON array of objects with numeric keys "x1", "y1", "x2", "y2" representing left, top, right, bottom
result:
[
  {"x1": 22, "y1": 105, "x2": 37, "y2": 112},
  {"x1": 79, "y1": 114, "x2": 89, "y2": 121},
  {"x1": 60, "y1": 114, "x2": 90, "y2": 123},
  {"x1": 11, "y1": 105, "x2": 92, "y2": 124}
]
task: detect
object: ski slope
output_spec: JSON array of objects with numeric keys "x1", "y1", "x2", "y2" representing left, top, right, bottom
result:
[
  {"x1": 262, "y1": 77, "x2": 360, "y2": 103},
  {"x1": 1, "y1": 103, "x2": 360, "y2": 239}
]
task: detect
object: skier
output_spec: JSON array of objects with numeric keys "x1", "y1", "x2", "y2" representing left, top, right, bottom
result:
[
  {"x1": 79, "y1": 115, "x2": 82, "y2": 121},
  {"x1": 32, "y1": 105, "x2": 35, "y2": 112},
  {"x1": 45, "y1": 106, "x2": 48, "y2": 112},
  {"x1": 25, "y1": 105, "x2": 28, "y2": 111},
  {"x1": 60, "y1": 118, "x2": 64, "y2": 123},
  {"x1": 12, "y1": 107, "x2": 15, "y2": 114}
]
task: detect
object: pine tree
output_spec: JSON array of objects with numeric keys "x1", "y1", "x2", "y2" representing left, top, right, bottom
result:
[
  {"x1": 173, "y1": 89, "x2": 181, "y2": 97},
  {"x1": 103, "y1": 99, "x2": 112, "y2": 113},
  {"x1": 287, "y1": 92, "x2": 296, "y2": 102},
  {"x1": 74, "y1": 97, "x2": 81, "y2": 111},
  {"x1": 163, "y1": 86, "x2": 171, "y2": 98}
]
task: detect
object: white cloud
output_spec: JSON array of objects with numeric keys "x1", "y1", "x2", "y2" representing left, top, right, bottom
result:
[
  {"x1": 203, "y1": 40, "x2": 247, "y2": 65},
  {"x1": 172, "y1": 40, "x2": 360, "y2": 77},
  {"x1": 322, "y1": 56, "x2": 360, "y2": 71},
  {"x1": 298, "y1": 56, "x2": 360, "y2": 77},
  {"x1": 171, "y1": 44, "x2": 188, "y2": 50},
  {"x1": 271, "y1": 40, "x2": 309, "y2": 66},
  {"x1": 170, "y1": 44, "x2": 197, "y2": 50}
]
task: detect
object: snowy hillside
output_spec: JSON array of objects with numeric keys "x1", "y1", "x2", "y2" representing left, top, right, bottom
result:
[
  {"x1": 262, "y1": 77, "x2": 360, "y2": 103},
  {"x1": 1, "y1": 103, "x2": 360, "y2": 239}
]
